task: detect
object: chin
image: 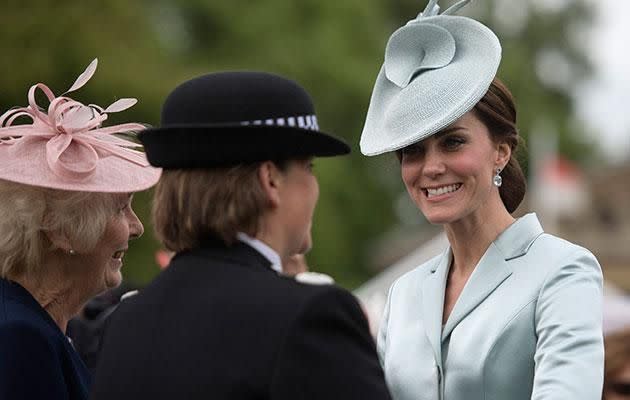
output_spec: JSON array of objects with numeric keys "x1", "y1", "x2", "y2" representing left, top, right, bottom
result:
[
  {"x1": 292, "y1": 231, "x2": 312, "y2": 254},
  {"x1": 299, "y1": 237, "x2": 312, "y2": 252},
  {"x1": 104, "y1": 272, "x2": 123, "y2": 290},
  {"x1": 300, "y1": 242, "x2": 313, "y2": 255},
  {"x1": 422, "y1": 209, "x2": 460, "y2": 225}
]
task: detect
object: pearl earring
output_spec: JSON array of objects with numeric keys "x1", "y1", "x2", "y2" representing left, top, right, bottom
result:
[
  {"x1": 493, "y1": 167, "x2": 503, "y2": 187},
  {"x1": 69, "y1": 249, "x2": 76, "y2": 256}
]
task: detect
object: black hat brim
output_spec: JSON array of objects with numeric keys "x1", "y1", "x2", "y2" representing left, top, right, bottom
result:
[{"x1": 139, "y1": 124, "x2": 350, "y2": 169}]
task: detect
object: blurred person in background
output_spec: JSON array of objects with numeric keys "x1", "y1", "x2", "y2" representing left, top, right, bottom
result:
[
  {"x1": 359, "y1": 1, "x2": 604, "y2": 399},
  {"x1": 90, "y1": 71, "x2": 392, "y2": 400},
  {"x1": 0, "y1": 60, "x2": 159, "y2": 399},
  {"x1": 66, "y1": 281, "x2": 141, "y2": 373},
  {"x1": 602, "y1": 292, "x2": 630, "y2": 400},
  {"x1": 604, "y1": 329, "x2": 630, "y2": 400}
]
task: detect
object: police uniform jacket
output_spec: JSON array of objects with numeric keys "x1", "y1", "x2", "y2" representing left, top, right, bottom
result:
[{"x1": 91, "y1": 238, "x2": 391, "y2": 400}]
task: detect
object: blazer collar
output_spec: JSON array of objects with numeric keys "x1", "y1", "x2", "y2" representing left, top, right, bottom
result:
[
  {"x1": 421, "y1": 213, "x2": 545, "y2": 350},
  {"x1": 0, "y1": 278, "x2": 62, "y2": 334},
  {"x1": 493, "y1": 213, "x2": 544, "y2": 260},
  {"x1": 176, "y1": 237, "x2": 276, "y2": 275},
  {"x1": 422, "y1": 248, "x2": 451, "y2": 364},
  {"x1": 236, "y1": 232, "x2": 282, "y2": 273},
  {"x1": 441, "y1": 242, "x2": 513, "y2": 340}
]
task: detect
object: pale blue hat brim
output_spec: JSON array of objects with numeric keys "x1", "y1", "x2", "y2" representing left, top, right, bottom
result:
[{"x1": 360, "y1": 15, "x2": 501, "y2": 156}]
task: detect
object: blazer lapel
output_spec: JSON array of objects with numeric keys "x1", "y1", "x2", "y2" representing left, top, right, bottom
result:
[
  {"x1": 442, "y1": 242, "x2": 513, "y2": 341},
  {"x1": 439, "y1": 213, "x2": 545, "y2": 341},
  {"x1": 422, "y1": 249, "x2": 451, "y2": 364}
]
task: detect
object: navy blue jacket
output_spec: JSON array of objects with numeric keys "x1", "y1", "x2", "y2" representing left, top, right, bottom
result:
[{"x1": 0, "y1": 278, "x2": 91, "y2": 400}]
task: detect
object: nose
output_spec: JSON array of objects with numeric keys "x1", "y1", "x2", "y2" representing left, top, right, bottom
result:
[
  {"x1": 422, "y1": 146, "x2": 446, "y2": 179},
  {"x1": 128, "y1": 208, "x2": 144, "y2": 240}
]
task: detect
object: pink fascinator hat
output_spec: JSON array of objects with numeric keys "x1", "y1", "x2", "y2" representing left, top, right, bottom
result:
[{"x1": 0, "y1": 59, "x2": 160, "y2": 193}]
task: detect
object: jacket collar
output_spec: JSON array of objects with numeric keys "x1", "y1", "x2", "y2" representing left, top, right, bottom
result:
[
  {"x1": 493, "y1": 213, "x2": 544, "y2": 260},
  {"x1": 236, "y1": 232, "x2": 282, "y2": 273},
  {"x1": 427, "y1": 213, "x2": 544, "y2": 274},
  {"x1": 422, "y1": 248, "x2": 451, "y2": 364},
  {"x1": 174, "y1": 237, "x2": 276, "y2": 275},
  {"x1": 422, "y1": 213, "x2": 545, "y2": 360},
  {"x1": 0, "y1": 278, "x2": 63, "y2": 334}
]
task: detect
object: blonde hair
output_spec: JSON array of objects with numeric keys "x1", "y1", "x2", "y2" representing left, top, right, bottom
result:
[
  {"x1": 0, "y1": 179, "x2": 116, "y2": 280},
  {"x1": 152, "y1": 164, "x2": 270, "y2": 252}
]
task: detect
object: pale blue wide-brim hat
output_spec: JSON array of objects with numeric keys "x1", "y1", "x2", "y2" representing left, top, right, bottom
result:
[{"x1": 360, "y1": 0, "x2": 501, "y2": 156}]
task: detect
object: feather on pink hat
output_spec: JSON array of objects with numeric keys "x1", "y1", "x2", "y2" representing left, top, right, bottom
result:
[{"x1": 0, "y1": 59, "x2": 160, "y2": 193}]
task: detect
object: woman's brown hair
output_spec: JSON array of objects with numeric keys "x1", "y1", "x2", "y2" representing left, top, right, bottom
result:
[
  {"x1": 152, "y1": 160, "x2": 291, "y2": 252},
  {"x1": 152, "y1": 164, "x2": 268, "y2": 252},
  {"x1": 473, "y1": 78, "x2": 526, "y2": 214}
]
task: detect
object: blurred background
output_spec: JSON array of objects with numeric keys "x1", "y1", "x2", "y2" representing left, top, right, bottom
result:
[{"x1": 2, "y1": 0, "x2": 630, "y2": 321}]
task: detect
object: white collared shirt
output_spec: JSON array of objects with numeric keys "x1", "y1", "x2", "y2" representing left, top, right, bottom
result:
[{"x1": 236, "y1": 232, "x2": 282, "y2": 273}]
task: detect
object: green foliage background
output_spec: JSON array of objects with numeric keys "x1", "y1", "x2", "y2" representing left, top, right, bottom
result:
[{"x1": 1, "y1": 0, "x2": 598, "y2": 289}]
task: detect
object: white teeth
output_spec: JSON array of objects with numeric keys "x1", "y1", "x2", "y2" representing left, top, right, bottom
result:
[
  {"x1": 426, "y1": 184, "x2": 461, "y2": 198},
  {"x1": 112, "y1": 250, "x2": 125, "y2": 260}
]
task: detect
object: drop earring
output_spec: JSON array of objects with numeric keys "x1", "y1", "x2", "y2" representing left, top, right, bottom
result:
[
  {"x1": 69, "y1": 249, "x2": 76, "y2": 256},
  {"x1": 493, "y1": 167, "x2": 503, "y2": 187}
]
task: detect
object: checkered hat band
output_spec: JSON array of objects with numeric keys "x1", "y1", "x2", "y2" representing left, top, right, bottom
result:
[{"x1": 240, "y1": 115, "x2": 319, "y2": 131}]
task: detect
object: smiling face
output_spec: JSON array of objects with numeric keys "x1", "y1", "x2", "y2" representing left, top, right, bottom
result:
[
  {"x1": 76, "y1": 193, "x2": 144, "y2": 294},
  {"x1": 400, "y1": 111, "x2": 509, "y2": 226}
]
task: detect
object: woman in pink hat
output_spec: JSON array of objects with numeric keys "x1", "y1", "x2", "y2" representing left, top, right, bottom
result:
[{"x1": 0, "y1": 60, "x2": 160, "y2": 400}]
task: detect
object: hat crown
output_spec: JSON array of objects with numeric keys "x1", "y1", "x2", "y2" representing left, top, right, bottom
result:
[
  {"x1": 161, "y1": 72, "x2": 315, "y2": 127},
  {"x1": 359, "y1": 0, "x2": 501, "y2": 156},
  {"x1": 0, "y1": 59, "x2": 160, "y2": 192},
  {"x1": 139, "y1": 71, "x2": 350, "y2": 168}
]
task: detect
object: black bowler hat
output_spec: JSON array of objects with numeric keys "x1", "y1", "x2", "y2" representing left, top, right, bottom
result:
[{"x1": 139, "y1": 71, "x2": 350, "y2": 168}]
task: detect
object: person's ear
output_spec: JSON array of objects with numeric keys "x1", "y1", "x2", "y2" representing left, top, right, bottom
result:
[
  {"x1": 44, "y1": 229, "x2": 73, "y2": 253},
  {"x1": 495, "y1": 141, "x2": 511, "y2": 170},
  {"x1": 258, "y1": 161, "x2": 283, "y2": 208}
]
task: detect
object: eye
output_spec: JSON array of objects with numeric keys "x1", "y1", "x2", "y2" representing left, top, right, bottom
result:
[
  {"x1": 442, "y1": 135, "x2": 466, "y2": 150},
  {"x1": 401, "y1": 143, "x2": 425, "y2": 158},
  {"x1": 118, "y1": 198, "x2": 133, "y2": 214}
]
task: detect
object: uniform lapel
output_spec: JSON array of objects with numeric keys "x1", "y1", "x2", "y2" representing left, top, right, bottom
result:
[{"x1": 422, "y1": 249, "x2": 451, "y2": 364}]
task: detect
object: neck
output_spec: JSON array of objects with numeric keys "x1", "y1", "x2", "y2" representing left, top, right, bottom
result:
[
  {"x1": 13, "y1": 256, "x2": 89, "y2": 334},
  {"x1": 255, "y1": 216, "x2": 290, "y2": 262},
  {"x1": 444, "y1": 197, "x2": 515, "y2": 275}
]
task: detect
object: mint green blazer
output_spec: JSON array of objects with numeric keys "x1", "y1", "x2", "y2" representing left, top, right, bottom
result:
[{"x1": 378, "y1": 214, "x2": 604, "y2": 400}]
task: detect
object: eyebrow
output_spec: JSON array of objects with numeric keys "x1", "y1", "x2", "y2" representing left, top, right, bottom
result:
[{"x1": 433, "y1": 126, "x2": 466, "y2": 139}]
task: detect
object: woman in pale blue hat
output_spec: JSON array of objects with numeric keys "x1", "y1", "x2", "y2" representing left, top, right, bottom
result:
[{"x1": 360, "y1": 1, "x2": 604, "y2": 399}]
